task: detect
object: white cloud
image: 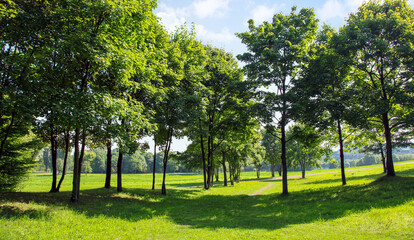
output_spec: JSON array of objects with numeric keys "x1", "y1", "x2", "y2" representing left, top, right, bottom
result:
[
  {"x1": 156, "y1": 3, "x2": 189, "y2": 32},
  {"x1": 346, "y1": 0, "x2": 365, "y2": 10},
  {"x1": 192, "y1": 0, "x2": 230, "y2": 18},
  {"x1": 250, "y1": 5, "x2": 277, "y2": 24},
  {"x1": 317, "y1": 0, "x2": 347, "y2": 21},
  {"x1": 195, "y1": 24, "x2": 237, "y2": 45}
]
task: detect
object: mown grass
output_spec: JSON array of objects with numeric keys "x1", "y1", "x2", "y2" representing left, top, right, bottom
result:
[{"x1": 1, "y1": 161, "x2": 414, "y2": 239}]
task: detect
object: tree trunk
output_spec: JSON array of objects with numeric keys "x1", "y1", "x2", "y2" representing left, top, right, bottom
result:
[
  {"x1": 161, "y1": 128, "x2": 173, "y2": 196},
  {"x1": 379, "y1": 142, "x2": 386, "y2": 173},
  {"x1": 0, "y1": 111, "x2": 15, "y2": 161},
  {"x1": 78, "y1": 130, "x2": 86, "y2": 177},
  {"x1": 117, "y1": 150, "x2": 123, "y2": 192},
  {"x1": 337, "y1": 120, "x2": 346, "y2": 185},
  {"x1": 382, "y1": 113, "x2": 395, "y2": 176},
  {"x1": 222, "y1": 151, "x2": 227, "y2": 186},
  {"x1": 44, "y1": 148, "x2": 49, "y2": 173},
  {"x1": 206, "y1": 135, "x2": 212, "y2": 189},
  {"x1": 152, "y1": 139, "x2": 157, "y2": 190},
  {"x1": 210, "y1": 168, "x2": 214, "y2": 185},
  {"x1": 278, "y1": 164, "x2": 282, "y2": 176},
  {"x1": 57, "y1": 130, "x2": 69, "y2": 192},
  {"x1": 71, "y1": 128, "x2": 80, "y2": 202},
  {"x1": 50, "y1": 127, "x2": 58, "y2": 193},
  {"x1": 161, "y1": 156, "x2": 168, "y2": 195},
  {"x1": 104, "y1": 140, "x2": 112, "y2": 188},
  {"x1": 301, "y1": 161, "x2": 306, "y2": 179},
  {"x1": 271, "y1": 164, "x2": 275, "y2": 178},
  {"x1": 215, "y1": 167, "x2": 219, "y2": 182},
  {"x1": 229, "y1": 164, "x2": 234, "y2": 186},
  {"x1": 281, "y1": 112, "x2": 288, "y2": 195},
  {"x1": 72, "y1": 129, "x2": 86, "y2": 200},
  {"x1": 200, "y1": 134, "x2": 207, "y2": 189},
  {"x1": 256, "y1": 169, "x2": 260, "y2": 178}
]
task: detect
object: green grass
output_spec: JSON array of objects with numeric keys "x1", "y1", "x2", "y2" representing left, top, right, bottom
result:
[{"x1": 1, "y1": 161, "x2": 414, "y2": 239}]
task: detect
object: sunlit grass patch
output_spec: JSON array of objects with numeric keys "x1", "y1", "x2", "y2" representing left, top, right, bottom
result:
[{"x1": 1, "y1": 161, "x2": 413, "y2": 239}]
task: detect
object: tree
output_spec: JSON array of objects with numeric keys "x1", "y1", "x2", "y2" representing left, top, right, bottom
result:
[
  {"x1": 55, "y1": 131, "x2": 70, "y2": 191},
  {"x1": 293, "y1": 24, "x2": 367, "y2": 185},
  {"x1": 190, "y1": 45, "x2": 246, "y2": 189},
  {"x1": 243, "y1": 134, "x2": 265, "y2": 179},
  {"x1": 26, "y1": 0, "x2": 158, "y2": 201},
  {"x1": 151, "y1": 26, "x2": 207, "y2": 195},
  {"x1": 288, "y1": 124, "x2": 330, "y2": 178},
  {"x1": 0, "y1": 1, "x2": 47, "y2": 191},
  {"x1": 262, "y1": 131, "x2": 281, "y2": 177},
  {"x1": 237, "y1": 7, "x2": 318, "y2": 194},
  {"x1": 338, "y1": 0, "x2": 414, "y2": 176},
  {"x1": 0, "y1": 130, "x2": 43, "y2": 191},
  {"x1": 346, "y1": 126, "x2": 387, "y2": 173},
  {"x1": 81, "y1": 151, "x2": 95, "y2": 174},
  {"x1": 90, "y1": 149, "x2": 106, "y2": 173}
]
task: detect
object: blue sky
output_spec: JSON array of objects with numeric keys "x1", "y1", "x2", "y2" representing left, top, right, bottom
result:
[
  {"x1": 152, "y1": 0, "x2": 413, "y2": 152},
  {"x1": 156, "y1": 0, "x2": 414, "y2": 59}
]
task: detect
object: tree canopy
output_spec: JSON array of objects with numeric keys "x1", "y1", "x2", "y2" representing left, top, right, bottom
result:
[{"x1": 1, "y1": 0, "x2": 413, "y2": 200}]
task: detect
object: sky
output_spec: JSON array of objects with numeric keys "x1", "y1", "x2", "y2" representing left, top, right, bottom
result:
[
  {"x1": 155, "y1": 0, "x2": 414, "y2": 58},
  {"x1": 149, "y1": 0, "x2": 414, "y2": 152}
]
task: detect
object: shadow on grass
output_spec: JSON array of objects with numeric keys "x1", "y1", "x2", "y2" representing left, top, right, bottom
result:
[
  {"x1": 0, "y1": 204, "x2": 52, "y2": 219},
  {"x1": 297, "y1": 172, "x2": 385, "y2": 185},
  {"x1": 1, "y1": 174, "x2": 414, "y2": 231}
]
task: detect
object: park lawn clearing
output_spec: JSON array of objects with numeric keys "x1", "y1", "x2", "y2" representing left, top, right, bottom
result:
[{"x1": 1, "y1": 161, "x2": 414, "y2": 239}]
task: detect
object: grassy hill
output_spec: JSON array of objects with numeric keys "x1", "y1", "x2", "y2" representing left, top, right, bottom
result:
[{"x1": 1, "y1": 161, "x2": 414, "y2": 239}]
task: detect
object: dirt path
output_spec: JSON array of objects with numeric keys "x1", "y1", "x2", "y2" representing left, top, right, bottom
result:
[
  {"x1": 247, "y1": 161, "x2": 414, "y2": 196},
  {"x1": 248, "y1": 183, "x2": 276, "y2": 196}
]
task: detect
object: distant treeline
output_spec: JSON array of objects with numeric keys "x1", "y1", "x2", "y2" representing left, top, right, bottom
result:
[
  {"x1": 36, "y1": 148, "x2": 192, "y2": 174},
  {"x1": 37, "y1": 147, "x2": 413, "y2": 175}
]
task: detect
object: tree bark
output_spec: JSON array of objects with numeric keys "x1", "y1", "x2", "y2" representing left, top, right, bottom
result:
[
  {"x1": 104, "y1": 140, "x2": 112, "y2": 188},
  {"x1": 215, "y1": 167, "x2": 219, "y2": 182},
  {"x1": 161, "y1": 128, "x2": 173, "y2": 195},
  {"x1": 161, "y1": 155, "x2": 168, "y2": 195},
  {"x1": 222, "y1": 151, "x2": 227, "y2": 186},
  {"x1": 117, "y1": 149, "x2": 123, "y2": 192},
  {"x1": 271, "y1": 164, "x2": 275, "y2": 178},
  {"x1": 78, "y1": 130, "x2": 86, "y2": 177},
  {"x1": 337, "y1": 120, "x2": 346, "y2": 185},
  {"x1": 57, "y1": 130, "x2": 69, "y2": 192},
  {"x1": 210, "y1": 168, "x2": 214, "y2": 185},
  {"x1": 301, "y1": 160, "x2": 306, "y2": 179},
  {"x1": 379, "y1": 142, "x2": 386, "y2": 173},
  {"x1": 71, "y1": 129, "x2": 86, "y2": 201},
  {"x1": 278, "y1": 164, "x2": 282, "y2": 176},
  {"x1": 200, "y1": 134, "x2": 207, "y2": 189},
  {"x1": 229, "y1": 164, "x2": 234, "y2": 186},
  {"x1": 71, "y1": 128, "x2": 80, "y2": 202},
  {"x1": 281, "y1": 112, "x2": 288, "y2": 195},
  {"x1": 152, "y1": 139, "x2": 157, "y2": 190},
  {"x1": 206, "y1": 135, "x2": 212, "y2": 189},
  {"x1": 50, "y1": 126, "x2": 58, "y2": 192},
  {"x1": 382, "y1": 113, "x2": 395, "y2": 176}
]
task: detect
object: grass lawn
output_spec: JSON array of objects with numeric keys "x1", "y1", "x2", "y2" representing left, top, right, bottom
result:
[{"x1": 1, "y1": 161, "x2": 414, "y2": 239}]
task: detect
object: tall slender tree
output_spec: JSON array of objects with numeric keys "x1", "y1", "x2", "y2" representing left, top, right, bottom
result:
[
  {"x1": 237, "y1": 7, "x2": 318, "y2": 194},
  {"x1": 191, "y1": 46, "x2": 246, "y2": 189},
  {"x1": 152, "y1": 26, "x2": 207, "y2": 195},
  {"x1": 293, "y1": 25, "x2": 360, "y2": 185}
]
